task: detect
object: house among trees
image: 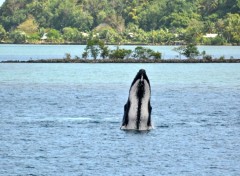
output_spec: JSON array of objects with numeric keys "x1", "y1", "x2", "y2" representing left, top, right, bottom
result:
[
  {"x1": 127, "y1": 33, "x2": 134, "y2": 38},
  {"x1": 203, "y1": 34, "x2": 218, "y2": 38},
  {"x1": 81, "y1": 32, "x2": 89, "y2": 38},
  {"x1": 41, "y1": 33, "x2": 48, "y2": 41}
]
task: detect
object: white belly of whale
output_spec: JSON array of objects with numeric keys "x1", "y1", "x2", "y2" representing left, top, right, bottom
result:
[{"x1": 121, "y1": 80, "x2": 152, "y2": 130}]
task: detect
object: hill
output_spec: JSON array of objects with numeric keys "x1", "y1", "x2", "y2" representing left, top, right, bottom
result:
[{"x1": 0, "y1": 0, "x2": 239, "y2": 44}]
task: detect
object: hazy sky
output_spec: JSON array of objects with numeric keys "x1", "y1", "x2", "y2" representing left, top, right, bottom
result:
[{"x1": 0, "y1": 0, "x2": 5, "y2": 6}]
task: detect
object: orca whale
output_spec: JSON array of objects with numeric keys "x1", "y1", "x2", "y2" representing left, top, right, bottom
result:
[{"x1": 121, "y1": 69, "x2": 152, "y2": 131}]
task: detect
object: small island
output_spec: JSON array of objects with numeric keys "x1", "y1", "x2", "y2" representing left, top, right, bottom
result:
[
  {"x1": 2, "y1": 43, "x2": 240, "y2": 63},
  {"x1": 2, "y1": 58, "x2": 240, "y2": 64}
]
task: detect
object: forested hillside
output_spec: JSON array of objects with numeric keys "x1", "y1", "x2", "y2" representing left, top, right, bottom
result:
[{"x1": 0, "y1": 0, "x2": 239, "y2": 44}]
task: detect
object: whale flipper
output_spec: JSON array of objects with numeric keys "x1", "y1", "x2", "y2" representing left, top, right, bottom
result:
[{"x1": 122, "y1": 101, "x2": 130, "y2": 126}]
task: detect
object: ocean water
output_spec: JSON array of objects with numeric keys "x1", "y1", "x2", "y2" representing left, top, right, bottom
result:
[
  {"x1": 0, "y1": 44, "x2": 240, "y2": 61},
  {"x1": 0, "y1": 63, "x2": 240, "y2": 176}
]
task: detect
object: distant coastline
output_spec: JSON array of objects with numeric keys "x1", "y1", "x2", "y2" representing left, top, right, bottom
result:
[
  {"x1": 1, "y1": 44, "x2": 240, "y2": 62},
  {"x1": 0, "y1": 42, "x2": 238, "y2": 46},
  {"x1": 2, "y1": 58, "x2": 240, "y2": 63}
]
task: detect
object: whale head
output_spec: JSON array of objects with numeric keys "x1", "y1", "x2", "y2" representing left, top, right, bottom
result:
[
  {"x1": 121, "y1": 69, "x2": 152, "y2": 131},
  {"x1": 131, "y1": 69, "x2": 150, "y2": 90}
]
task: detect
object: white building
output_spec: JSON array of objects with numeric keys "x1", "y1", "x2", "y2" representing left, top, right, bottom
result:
[
  {"x1": 203, "y1": 33, "x2": 218, "y2": 38},
  {"x1": 41, "y1": 33, "x2": 48, "y2": 40}
]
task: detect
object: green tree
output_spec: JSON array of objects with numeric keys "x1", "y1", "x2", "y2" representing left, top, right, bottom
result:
[
  {"x1": 0, "y1": 25, "x2": 6, "y2": 41},
  {"x1": 47, "y1": 29, "x2": 61, "y2": 42},
  {"x1": 16, "y1": 15, "x2": 39, "y2": 34},
  {"x1": 151, "y1": 51, "x2": 162, "y2": 60},
  {"x1": 95, "y1": 24, "x2": 123, "y2": 44},
  {"x1": 88, "y1": 42, "x2": 100, "y2": 60},
  {"x1": 0, "y1": 0, "x2": 28, "y2": 30},
  {"x1": 223, "y1": 13, "x2": 240, "y2": 44},
  {"x1": 63, "y1": 27, "x2": 80, "y2": 42},
  {"x1": 183, "y1": 43, "x2": 199, "y2": 59},
  {"x1": 9, "y1": 30, "x2": 27, "y2": 43},
  {"x1": 28, "y1": 33, "x2": 40, "y2": 43},
  {"x1": 183, "y1": 19, "x2": 204, "y2": 43},
  {"x1": 173, "y1": 45, "x2": 185, "y2": 59},
  {"x1": 174, "y1": 44, "x2": 199, "y2": 59},
  {"x1": 109, "y1": 47, "x2": 132, "y2": 60},
  {"x1": 98, "y1": 40, "x2": 109, "y2": 59},
  {"x1": 133, "y1": 46, "x2": 161, "y2": 60},
  {"x1": 84, "y1": 36, "x2": 110, "y2": 59},
  {"x1": 138, "y1": 1, "x2": 166, "y2": 31}
]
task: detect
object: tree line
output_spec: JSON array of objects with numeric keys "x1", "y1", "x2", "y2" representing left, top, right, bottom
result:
[
  {"x1": 80, "y1": 37, "x2": 161, "y2": 60},
  {"x1": 0, "y1": 0, "x2": 239, "y2": 45},
  {"x1": 77, "y1": 38, "x2": 211, "y2": 61}
]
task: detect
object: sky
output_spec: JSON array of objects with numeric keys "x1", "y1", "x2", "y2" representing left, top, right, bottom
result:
[{"x1": 0, "y1": 0, "x2": 5, "y2": 6}]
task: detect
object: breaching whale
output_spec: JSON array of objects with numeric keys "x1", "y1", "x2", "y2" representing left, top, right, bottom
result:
[{"x1": 121, "y1": 69, "x2": 152, "y2": 131}]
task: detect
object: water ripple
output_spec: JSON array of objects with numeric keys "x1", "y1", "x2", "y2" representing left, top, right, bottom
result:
[{"x1": 1, "y1": 63, "x2": 240, "y2": 175}]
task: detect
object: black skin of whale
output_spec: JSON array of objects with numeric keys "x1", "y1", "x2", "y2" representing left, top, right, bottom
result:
[{"x1": 121, "y1": 69, "x2": 152, "y2": 130}]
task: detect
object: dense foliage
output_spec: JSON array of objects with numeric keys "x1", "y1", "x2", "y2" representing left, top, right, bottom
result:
[
  {"x1": 82, "y1": 38, "x2": 162, "y2": 60},
  {"x1": 0, "y1": 0, "x2": 239, "y2": 44}
]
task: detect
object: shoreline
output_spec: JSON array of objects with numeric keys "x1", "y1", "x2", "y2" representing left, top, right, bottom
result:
[
  {"x1": 1, "y1": 58, "x2": 240, "y2": 63},
  {"x1": 0, "y1": 43, "x2": 239, "y2": 46}
]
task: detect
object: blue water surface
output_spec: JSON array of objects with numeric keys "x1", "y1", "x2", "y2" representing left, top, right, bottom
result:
[
  {"x1": 0, "y1": 63, "x2": 240, "y2": 175},
  {"x1": 0, "y1": 44, "x2": 240, "y2": 61}
]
